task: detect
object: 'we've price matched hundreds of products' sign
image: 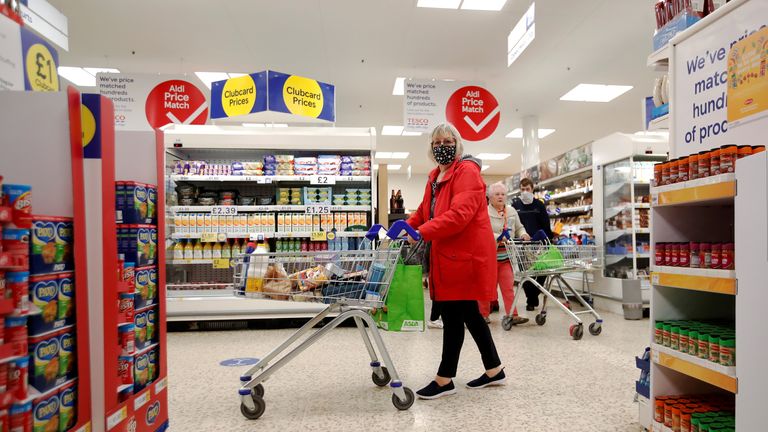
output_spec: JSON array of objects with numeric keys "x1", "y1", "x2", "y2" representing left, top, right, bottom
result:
[
  {"x1": 404, "y1": 79, "x2": 500, "y2": 141},
  {"x1": 672, "y1": 0, "x2": 767, "y2": 155}
]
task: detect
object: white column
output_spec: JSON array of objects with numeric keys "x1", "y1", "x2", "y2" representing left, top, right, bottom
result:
[{"x1": 521, "y1": 115, "x2": 540, "y2": 170}]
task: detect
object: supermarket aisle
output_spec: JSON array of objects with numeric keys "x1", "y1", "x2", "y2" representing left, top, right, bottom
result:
[{"x1": 166, "y1": 308, "x2": 648, "y2": 431}]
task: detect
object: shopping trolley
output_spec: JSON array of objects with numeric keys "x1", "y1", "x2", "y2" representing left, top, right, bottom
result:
[
  {"x1": 504, "y1": 237, "x2": 604, "y2": 340},
  {"x1": 232, "y1": 220, "x2": 418, "y2": 420}
]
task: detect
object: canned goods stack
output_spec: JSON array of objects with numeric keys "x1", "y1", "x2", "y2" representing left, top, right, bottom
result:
[
  {"x1": 654, "y1": 320, "x2": 736, "y2": 367},
  {"x1": 654, "y1": 393, "x2": 735, "y2": 432},
  {"x1": 653, "y1": 145, "x2": 765, "y2": 187}
]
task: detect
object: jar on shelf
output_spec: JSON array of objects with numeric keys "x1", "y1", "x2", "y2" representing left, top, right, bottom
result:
[
  {"x1": 689, "y1": 153, "x2": 699, "y2": 181},
  {"x1": 669, "y1": 158, "x2": 679, "y2": 184},
  {"x1": 719, "y1": 145, "x2": 737, "y2": 173},
  {"x1": 710, "y1": 243, "x2": 722, "y2": 269},
  {"x1": 679, "y1": 242, "x2": 690, "y2": 267},
  {"x1": 698, "y1": 150, "x2": 711, "y2": 178},
  {"x1": 710, "y1": 148, "x2": 721, "y2": 176},
  {"x1": 721, "y1": 242, "x2": 734, "y2": 270},
  {"x1": 678, "y1": 157, "x2": 689, "y2": 183},
  {"x1": 737, "y1": 145, "x2": 752, "y2": 159},
  {"x1": 689, "y1": 242, "x2": 700, "y2": 268},
  {"x1": 699, "y1": 242, "x2": 712, "y2": 268}
]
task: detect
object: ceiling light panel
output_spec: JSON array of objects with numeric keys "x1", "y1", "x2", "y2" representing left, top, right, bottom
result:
[
  {"x1": 417, "y1": 0, "x2": 461, "y2": 9},
  {"x1": 381, "y1": 125, "x2": 404, "y2": 136},
  {"x1": 387, "y1": 165, "x2": 402, "y2": 170},
  {"x1": 505, "y1": 128, "x2": 555, "y2": 139},
  {"x1": 58, "y1": 67, "x2": 96, "y2": 86},
  {"x1": 560, "y1": 84, "x2": 633, "y2": 102},
  {"x1": 476, "y1": 153, "x2": 511, "y2": 161},
  {"x1": 461, "y1": 0, "x2": 507, "y2": 11},
  {"x1": 401, "y1": 130, "x2": 422, "y2": 136}
]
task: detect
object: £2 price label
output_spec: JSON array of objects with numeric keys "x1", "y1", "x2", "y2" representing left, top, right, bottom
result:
[{"x1": 310, "y1": 175, "x2": 335, "y2": 185}]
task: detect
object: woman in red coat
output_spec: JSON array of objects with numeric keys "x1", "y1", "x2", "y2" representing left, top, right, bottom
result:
[{"x1": 407, "y1": 123, "x2": 505, "y2": 400}]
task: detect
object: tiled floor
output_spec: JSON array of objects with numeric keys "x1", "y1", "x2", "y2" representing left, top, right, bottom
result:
[{"x1": 166, "y1": 306, "x2": 650, "y2": 431}]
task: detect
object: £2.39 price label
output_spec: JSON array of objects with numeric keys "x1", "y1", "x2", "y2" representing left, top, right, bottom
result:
[{"x1": 211, "y1": 206, "x2": 237, "y2": 216}]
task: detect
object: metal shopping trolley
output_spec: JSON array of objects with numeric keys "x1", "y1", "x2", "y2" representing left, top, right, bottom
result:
[
  {"x1": 505, "y1": 237, "x2": 604, "y2": 340},
  {"x1": 232, "y1": 221, "x2": 418, "y2": 420}
]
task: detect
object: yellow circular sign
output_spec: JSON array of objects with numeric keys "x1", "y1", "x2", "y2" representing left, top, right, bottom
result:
[
  {"x1": 81, "y1": 104, "x2": 96, "y2": 147},
  {"x1": 283, "y1": 75, "x2": 323, "y2": 118},
  {"x1": 25, "y1": 43, "x2": 59, "y2": 92},
  {"x1": 222, "y1": 75, "x2": 256, "y2": 117}
]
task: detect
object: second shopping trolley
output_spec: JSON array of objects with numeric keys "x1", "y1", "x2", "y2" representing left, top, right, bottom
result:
[
  {"x1": 505, "y1": 238, "x2": 604, "y2": 340},
  {"x1": 232, "y1": 221, "x2": 419, "y2": 420}
]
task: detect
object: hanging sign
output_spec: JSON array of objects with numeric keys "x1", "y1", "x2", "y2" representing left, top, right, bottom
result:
[
  {"x1": 267, "y1": 70, "x2": 335, "y2": 122},
  {"x1": 726, "y1": 27, "x2": 768, "y2": 127},
  {"x1": 404, "y1": 79, "x2": 500, "y2": 141},
  {"x1": 81, "y1": 93, "x2": 101, "y2": 159},
  {"x1": 0, "y1": 15, "x2": 23, "y2": 90},
  {"x1": 20, "y1": 25, "x2": 59, "y2": 92},
  {"x1": 145, "y1": 79, "x2": 208, "y2": 129},
  {"x1": 210, "y1": 71, "x2": 268, "y2": 119}
]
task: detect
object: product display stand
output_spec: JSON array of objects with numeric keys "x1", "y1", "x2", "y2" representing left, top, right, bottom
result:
[
  {"x1": 80, "y1": 95, "x2": 168, "y2": 432},
  {"x1": 0, "y1": 88, "x2": 92, "y2": 432},
  {"x1": 159, "y1": 125, "x2": 376, "y2": 321}
]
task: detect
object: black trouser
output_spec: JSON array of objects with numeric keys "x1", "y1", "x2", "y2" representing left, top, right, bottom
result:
[
  {"x1": 430, "y1": 301, "x2": 442, "y2": 321},
  {"x1": 437, "y1": 300, "x2": 502, "y2": 378},
  {"x1": 523, "y1": 276, "x2": 547, "y2": 307}
]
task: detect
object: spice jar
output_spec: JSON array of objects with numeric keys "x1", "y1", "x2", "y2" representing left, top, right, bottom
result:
[
  {"x1": 711, "y1": 243, "x2": 722, "y2": 269},
  {"x1": 698, "y1": 150, "x2": 711, "y2": 177},
  {"x1": 663, "y1": 323, "x2": 672, "y2": 347},
  {"x1": 753, "y1": 145, "x2": 765, "y2": 154},
  {"x1": 670, "y1": 242, "x2": 680, "y2": 266},
  {"x1": 708, "y1": 333, "x2": 721, "y2": 363},
  {"x1": 670, "y1": 325, "x2": 680, "y2": 350},
  {"x1": 689, "y1": 242, "x2": 700, "y2": 268},
  {"x1": 669, "y1": 158, "x2": 679, "y2": 184},
  {"x1": 679, "y1": 242, "x2": 690, "y2": 267},
  {"x1": 655, "y1": 243, "x2": 666, "y2": 266},
  {"x1": 654, "y1": 321, "x2": 664, "y2": 345},
  {"x1": 721, "y1": 243, "x2": 734, "y2": 270},
  {"x1": 661, "y1": 161, "x2": 671, "y2": 185},
  {"x1": 737, "y1": 145, "x2": 752, "y2": 159},
  {"x1": 654, "y1": 163, "x2": 663, "y2": 187},
  {"x1": 688, "y1": 328, "x2": 699, "y2": 356},
  {"x1": 720, "y1": 145, "x2": 737, "y2": 173},
  {"x1": 678, "y1": 156, "x2": 690, "y2": 182},
  {"x1": 710, "y1": 148, "x2": 721, "y2": 175},
  {"x1": 699, "y1": 242, "x2": 712, "y2": 268},
  {"x1": 689, "y1": 152, "x2": 699, "y2": 180},
  {"x1": 719, "y1": 336, "x2": 735, "y2": 366}
]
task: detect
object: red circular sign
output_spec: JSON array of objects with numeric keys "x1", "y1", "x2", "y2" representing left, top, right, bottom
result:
[
  {"x1": 445, "y1": 85, "x2": 500, "y2": 141},
  {"x1": 145, "y1": 79, "x2": 208, "y2": 129}
]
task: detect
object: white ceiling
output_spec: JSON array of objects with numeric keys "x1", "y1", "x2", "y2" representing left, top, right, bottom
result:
[{"x1": 50, "y1": 0, "x2": 661, "y2": 175}]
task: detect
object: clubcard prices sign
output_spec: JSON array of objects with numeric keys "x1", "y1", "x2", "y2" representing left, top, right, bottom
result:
[
  {"x1": 210, "y1": 72, "x2": 267, "y2": 119},
  {"x1": 267, "y1": 70, "x2": 335, "y2": 122},
  {"x1": 97, "y1": 73, "x2": 209, "y2": 131},
  {"x1": 404, "y1": 79, "x2": 500, "y2": 141}
]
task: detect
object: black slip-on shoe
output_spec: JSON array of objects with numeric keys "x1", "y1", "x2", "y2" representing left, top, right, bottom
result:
[
  {"x1": 466, "y1": 368, "x2": 507, "y2": 389},
  {"x1": 525, "y1": 305, "x2": 535, "y2": 311},
  {"x1": 416, "y1": 380, "x2": 456, "y2": 400}
]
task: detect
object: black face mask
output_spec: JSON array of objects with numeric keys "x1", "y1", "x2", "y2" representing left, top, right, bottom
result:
[{"x1": 432, "y1": 145, "x2": 456, "y2": 165}]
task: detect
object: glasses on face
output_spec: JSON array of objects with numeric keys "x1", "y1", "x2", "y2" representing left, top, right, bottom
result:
[{"x1": 431, "y1": 139, "x2": 455, "y2": 147}]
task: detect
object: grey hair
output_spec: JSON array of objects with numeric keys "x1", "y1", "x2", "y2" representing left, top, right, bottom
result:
[
  {"x1": 487, "y1": 181, "x2": 507, "y2": 197},
  {"x1": 428, "y1": 123, "x2": 464, "y2": 164}
]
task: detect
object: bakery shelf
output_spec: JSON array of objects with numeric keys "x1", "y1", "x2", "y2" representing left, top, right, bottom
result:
[{"x1": 652, "y1": 344, "x2": 737, "y2": 393}]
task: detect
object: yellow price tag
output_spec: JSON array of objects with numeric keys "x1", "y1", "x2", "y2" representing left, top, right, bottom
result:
[
  {"x1": 25, "y1": 43, "x2": 59, "y2": 92},
  {"x1": 311, "y1": 231, "x2": 327, "y2": 241},
  {"x1": 201, "y1": 232, "x2": 219, "y2": 242},
  {"x1": 212, "y1": 259, "x2": 231, "y2": 269},
  {"x1": 326, "y1": 232, "x2": 336, "y2": 240}
]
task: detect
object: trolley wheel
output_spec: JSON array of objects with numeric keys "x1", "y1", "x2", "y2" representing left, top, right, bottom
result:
[
  {"x1": 392, "y1": 387, "x2": 415, "y2": 411},
  {"x1": 501, "y1": 316, "x2": 514, "y2": 331},
  {"x1": 372, "y1": 367, "x2": 391, "y2": 387},
  {"x1": 589, "y1": 322, "x2": 602, "y2": 336},
  {"x1": 534, "y1": 314, "x2": 546, "y2": 326},
  {"x1": 252, "y1": 384, "x2": 265, "y2": 398},
  {"x1": 240, "y1": 396, "x2": 266, "y2": 420},
  {"x1": 569, "y1": 324, "x2": 584, "y2": 340}
]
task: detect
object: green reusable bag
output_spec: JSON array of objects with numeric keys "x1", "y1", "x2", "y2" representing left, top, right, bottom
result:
[
  {"x1": 374, "y1": 261, "x2": 425, "y2": 332},
  {"x1": 532, "y1": 245, "x2": 564, "y2": 271}
]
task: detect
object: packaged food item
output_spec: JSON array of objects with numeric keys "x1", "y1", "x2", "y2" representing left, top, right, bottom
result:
[
  {"x1": 58, "y1": 382, "x2": 76, "y2": 432},
  {"x1": 710, "y1": 243, "x2": 722, "y2": 269},
  {"x1": 119, "y1": 324, "x2": 135, "y2": 356},
  {"x1": 3, "y1": 184, "x2": 32, "y2": 228},
  {"x1": 29, "y1": 332, "x2": 61, "y2": 392},
  {"x1": 7, "y1": 271, "x2": 29, "y2": 315},
  {"x1": 708, "y1": 333, "x2": 721, "y2": 363},
  {"x1": 670, "y1": 243, "x2": 679, "y2": 266},
  {"x1": 699, "y1": 242, "x2": 711, "y2": 268},
  {"x1": 655, "y1": 243, "x2": 665, "y2": 266},
  {"x1": 134, "y1": 353, "x2": 149, "y2": 391},
  {"x1": 5, "y1": 316, "x2": 27, "y2": 356},
  {"x1": 147, "y1": 185, "x2": 157, "y2": 222},
  {"x1": 721, "y1": 242, "x2": 734, "y2": 270},
  {"x1": 134, "y1": 311, "x2": 148, "y2": 349},
  {"x1": 689, "y1": 242, "x2": 700, "y2": 268},
  {"x1": 3, "y1": 228, "x2": 30, "y2": 255},
  {"x1": 8, "y1": 356, "x2": 29, "y2": 400},
  {"x1": 118, "y1": 293, "x2": 134, "y2": 323},
  {"x1": 661, "y1": 161, "x2": 670, "y2": 185},
  {"x1": 147, "y1": 267, "x2": 157, "y2": 304},
  {"x1": 117, "y1": 384, "x2": 133, "y2": 403},
  {"x1": 0, "y1": 409, "x2": 6, "y2": 432},
  {"x1": 58, "y1": 330, "x2": 75, "y2": 379},
  {"x1": 710, "y1": 148, "x2": 721, "y2": 175},
  {"x1": 134, "y1": 267, "x2": 150, "y2": 308},
  {"x1": 28, "y1": 274, "x2": 59, "y2": 335},
  {"x1": 688, "y1": 153, "x2": 699, "y2": 181},
  {"x1": 669, "y1": 158, "x2": 679, "y2": 183},
  {"x1": 148, "y1": 348, "x2": 158, "y2": 382},
  {"x1": 737, "y1": 145, "x2": 752, "y2": 159},
  {"x1": 678, "y1": 157, "x2": 689, "y2": 182},
  {"x1": 9, "y1": 402, "x2": 32, "y2": 432},
  {"x1": 32, "y1": 389, "x2": 59, "y2": 432},
  {"x1": 123, "y1": 182, "x2": 151, "y2": 224},
  {"x1": 146, "y1": 308, "x2": 156, "y2": 342},
  {"x1": 698, "y1": 150, "x2": 710, "y2": 177},
  {"x1": 0, "y1": 362, "x2": 6, "y2": 393},
  {"x1": 719, "y1": 335, "x2": 735, "y2": 366},
  {"x1": 719, "y1": 145, "x2": 736, "y2": 173},
  {"x1": 57, "y1": 273, "x2": 74, "y2": 323},
  {"x1": 118, "y1": 356, "x2": 133, "y2": 385}
]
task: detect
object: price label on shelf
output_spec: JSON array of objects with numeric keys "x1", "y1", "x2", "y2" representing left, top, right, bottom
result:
[
  {"x1": 134, "y1": 389, "x2": 151, "y2": 410},
  {"x1": 651, "y1": 193, "x2": 658, "y2": 206},
  {"x1": 106, "y1": 406, "x2": 128, "y2": 430},
  {"x1": 305, "y1": 205, "x2": 331, "y2": 215},
  {"x1": 212, "y1": 259, "x2": 231, "y2": 269},
  {"x1": 211, "y1": 206, "x2": 237, "y2": 216},
  {"x1": 310, "y1": 231, "x2": 327, "y2": 241},
  {"x1": 255, "y1": 176, "x2": 273, "y2": 184},
  {"x1": 310, "y1": 175, "x2": 336, "y2": 185},
  {"x1": 200, "y1": 232, "x2": 220, "y2": 243},
  {"x1": 651, "y1": 273, "x2": 659, "y2": 285}
]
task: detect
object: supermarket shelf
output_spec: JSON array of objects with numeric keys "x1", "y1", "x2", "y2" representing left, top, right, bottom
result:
[
  {"x1": 606, "y1": 253, "x2": 650, "y2": 265},
  {"x1": 171, "y1": 174, "x2": 371, "y2": 183},
  {"x1": 647, "y1": 44, "x2": 670, "y2": 69},
  {"x1": 648, "y1": 114, "x2": 670, "y2": 130},
  {"x1": 604, "y1": 228, "x2": 649, "y2": 243},
  {"x1": 538, "y1": 166, "x2": 593, "y2": 189},
  {"x1": 549, "y1": 205, "x2": 592, "y2": 217},
  {"x1": 171, "y1": 231, "x2": 367, "y2": 239},
  {"x1": 167, "y1": 259, "x2": 223, "y2": 265},
  {"x1": 651, "y1": 174, "x2": 736, "y2": 207},
  {"x1": 652, "y1": 344, "x2": 737, "y2": 393},
  {"x1": 559, "y1": 223, "x2": 593, "y2": 232},
  {"x1": 169, "y1": 205, "x2": 371, "y2": 213},
  {"x1": 545, "y1": 186, "x2": 592, "y2": 201},
  {"x1": 651, "y1": 266, "x2": 737, "y2": 295},
  {"x1": 167, "y1": 296, "x2": 330, "y2": 321},
  {"x1": 634, "y1": 203, "x2": 651, "y2": 209},
  {"x1": 605, "y1": 203, "x2": 650, "y2": 220},
  {"x1": 604, "y1": 182, "x2": 627, "y2": 198}
]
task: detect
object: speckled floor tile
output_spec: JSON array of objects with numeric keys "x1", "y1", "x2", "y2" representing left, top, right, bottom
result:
[{"x1": 166, "y1": 306, "x2": 650, "y2": 431}]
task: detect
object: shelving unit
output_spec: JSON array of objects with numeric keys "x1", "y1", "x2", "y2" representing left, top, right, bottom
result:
[{"x1": 161, "y1": 125, "x2": 376, "y2": 320}]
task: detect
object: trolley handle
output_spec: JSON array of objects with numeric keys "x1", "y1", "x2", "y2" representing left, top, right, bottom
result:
[
  {"x1": 365, "y1": 221, "x2": 422, "y2": 241},
  {"x1": 365, "y1": 224, "x2": 386, "y2": 241}
]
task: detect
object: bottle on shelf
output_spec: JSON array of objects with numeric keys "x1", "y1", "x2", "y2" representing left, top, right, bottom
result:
[
  {"x1": 396, "y1": 190, "x2": 404, "y2": 210},
  {"x1": 212, "y1": 242, "x2": 222, "y2": 259},
  {"x1": 221, "y1": 240, "x2": 231, "y2": 259},
  {"x1": 173, "y1": 241, "x2": 184, "y2": 260},
  {"x1": 193, "y1": 240, "x2": 203, "y2": 260},
  {"x1": 390, "y1": 190, "x2": 396, "y2": 210},
  {"x1": 202, "y1": 242, "x2": 212, "y2": 259},
  {"x1": 183, "y1": 240, "x2": 194, "y2": 260}
]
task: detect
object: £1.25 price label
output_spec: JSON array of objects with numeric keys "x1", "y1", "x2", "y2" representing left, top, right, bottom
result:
[{"x1": 305, "y1": 205, "x2": 330, "y2": 215}]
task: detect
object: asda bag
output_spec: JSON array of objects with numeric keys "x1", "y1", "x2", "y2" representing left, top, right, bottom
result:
[{"x1": 374, "y1": 262, "x2": 425, "y2": 332}]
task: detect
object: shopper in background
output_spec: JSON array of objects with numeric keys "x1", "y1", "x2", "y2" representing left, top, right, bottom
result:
[
  {"x1": 511, "y1": 177, "x2": 553, "y2": 311},
  {"x1": 406, "y1": 123, "x2": 505, "y2": 400},
  {"x1": 482, "y1": 182, "x2": 530, "y2": 326}
]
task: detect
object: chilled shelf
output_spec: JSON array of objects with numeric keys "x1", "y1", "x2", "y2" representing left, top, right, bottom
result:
[
  {"x1": 651, "y1": 266, "x2": 737, "y2": 295},
  {"x1": 549, "y1": 205, "x2": 592, "y2": 217},
  {"x1": 652, "y1": 344, "x2": 737, "y2": 393},
  {"x1": 545, "y1": 186, "x2": 592, "y2": 201},
  {"x1": 651, "y1": 174, "x2": 736, "y2": 207},
  {"x1": 648, "y1": 114, "x2": 670, "y2": 130},
  {"x1": 171, "y1": 231, "x2": 367, "y2": 240},
  {"x1": 169, "y1": 205, "x2": 371, "y2": 213},
  {"x1": 171, "y1": 174, "x2": 371, "y2": 183}
]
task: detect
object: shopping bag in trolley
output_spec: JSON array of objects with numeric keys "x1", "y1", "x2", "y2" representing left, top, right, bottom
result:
[
  {"x1": 532, "y1": 245, "x2": 565, "y2": 271},
  {"x1": 374, "y1": 258, "x2": 425, "y2": 332}
]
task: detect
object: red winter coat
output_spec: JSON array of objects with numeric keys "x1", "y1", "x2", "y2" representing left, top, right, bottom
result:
[{"x1": 407, "y1": 157, "x2": 496, "y2": 301}]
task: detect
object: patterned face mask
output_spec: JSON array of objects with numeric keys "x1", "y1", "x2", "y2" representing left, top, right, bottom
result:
[{"x1": 432, "y1": 144, "x2": 456, "y2": 165}]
